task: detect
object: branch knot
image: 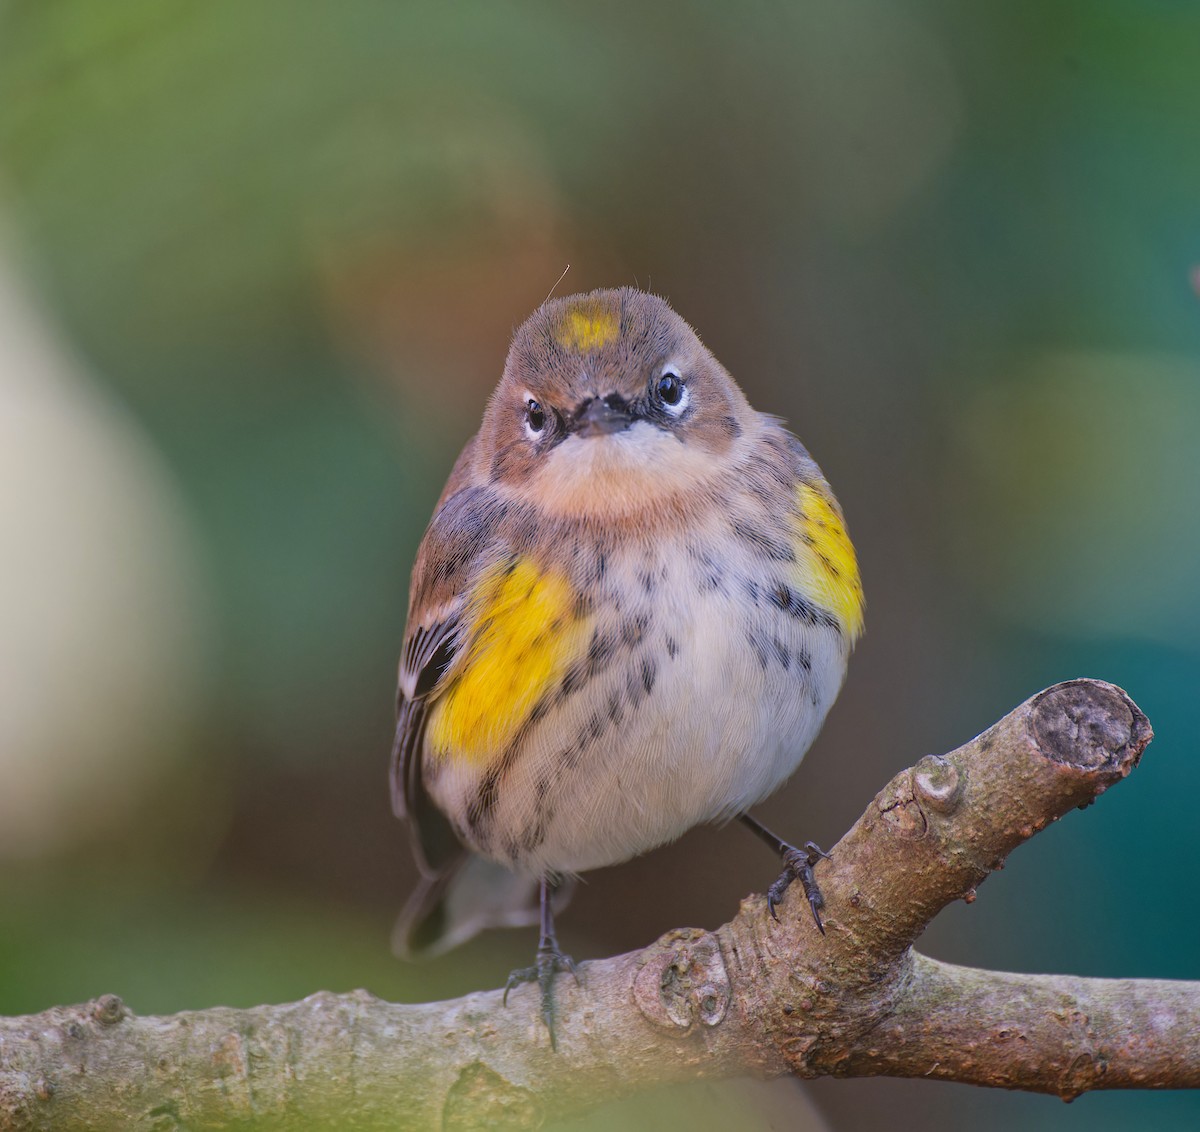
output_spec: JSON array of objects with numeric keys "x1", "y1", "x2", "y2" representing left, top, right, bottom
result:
[{"x1": 633, "y1": 929, "x2": 730, "y2": 1031}]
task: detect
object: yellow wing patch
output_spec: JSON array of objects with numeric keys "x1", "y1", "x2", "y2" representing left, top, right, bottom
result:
[
  {"x1": 553, "y1": 299, "x2": 620, "y2": 353},
  {"x1": 426, "y1": 559, "x2": 588, "y2": 765},
  {"x1": 792, "y1": 482, "x2": 864, "y2": 642}
]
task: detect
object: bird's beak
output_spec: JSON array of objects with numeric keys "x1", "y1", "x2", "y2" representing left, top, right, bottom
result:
[{"x1": 570, "y1": 395, "x2": 634, "y2": 437}]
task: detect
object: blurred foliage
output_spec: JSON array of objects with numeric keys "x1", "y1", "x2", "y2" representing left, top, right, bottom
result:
[{"x1": 1, "y1": 2, "x2": 1199, "y2": 1129}]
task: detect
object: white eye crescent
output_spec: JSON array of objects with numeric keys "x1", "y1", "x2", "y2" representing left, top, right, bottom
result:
[
  {"x1": 656, "y1": 367, "x2": 688, "y2": 416},
  {"x1": 523, "y1": 393, "x2": 546, "y2": 437}
]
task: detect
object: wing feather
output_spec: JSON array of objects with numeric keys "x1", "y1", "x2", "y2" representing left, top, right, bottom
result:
[
  {"x1": 391, "y1": 612, "x2": 466, "y2": 875},
  {"x1": 392, "y1": 449, "x2": 508, "y2": 878}
]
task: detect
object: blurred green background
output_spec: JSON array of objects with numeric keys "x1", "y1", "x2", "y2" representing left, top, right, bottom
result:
[{"x1": 2, "y1": 2, "x2": 1198, "y2": 1128}]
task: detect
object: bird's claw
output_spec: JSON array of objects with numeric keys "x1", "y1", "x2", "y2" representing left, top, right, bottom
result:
[
  {"x1": 766, "y1": 840, "x2": 831, "y2": 934},
  {"x1": 503, "y1": 943, "x2": 578, "y2": 1049}
]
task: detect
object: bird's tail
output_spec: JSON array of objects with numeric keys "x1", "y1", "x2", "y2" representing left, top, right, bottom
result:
[{"x1": 393, "y1": 852, "x2": 575, "y2": 959}]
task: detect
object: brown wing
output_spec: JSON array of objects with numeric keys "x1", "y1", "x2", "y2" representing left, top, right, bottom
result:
[
  {"x1": 391, "y1": 437, "x2": 508, "y2": 876},
  {"x1": 391, "y1": 612, "x2": 464, "y2": 875}
]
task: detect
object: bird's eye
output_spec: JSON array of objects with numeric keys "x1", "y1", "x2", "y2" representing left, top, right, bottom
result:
[
  {"x1": 655, "y1": 368, "x2": 688, "y2": 415},
  {"x1": 525, "y1": 398, "x2": 546, "y2": 435}
]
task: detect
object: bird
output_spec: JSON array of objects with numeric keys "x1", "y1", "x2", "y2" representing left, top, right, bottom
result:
[{"x1": 391, "y1": 287, "x2": 863, "y2": 1045}]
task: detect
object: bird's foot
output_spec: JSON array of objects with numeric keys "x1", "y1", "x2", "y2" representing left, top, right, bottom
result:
[
  {"x1": 766, "y1": 840, "x2": 832, "y2": 933},
  {"x1": 503, "y1": 941, "x2": 578, "y2": 1049}
]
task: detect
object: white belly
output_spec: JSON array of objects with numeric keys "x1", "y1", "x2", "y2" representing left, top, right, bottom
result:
[{"x1": 429, "y1": 529, "x2": 850, "y2": 875}]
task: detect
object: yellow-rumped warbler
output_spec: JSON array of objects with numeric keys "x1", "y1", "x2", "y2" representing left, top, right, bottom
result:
[{"x1": 391, "y1": 288, "x2": 862, "y2": 1041}]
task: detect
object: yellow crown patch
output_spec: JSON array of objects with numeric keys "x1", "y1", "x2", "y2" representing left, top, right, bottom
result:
[{"x1": 553, "y1": 300, "x2": 620, "y2": 353}]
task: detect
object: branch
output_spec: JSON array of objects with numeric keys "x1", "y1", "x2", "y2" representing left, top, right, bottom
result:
[{"x1": 2, "y1": 679, "x2": 1194, "y2": 1131}]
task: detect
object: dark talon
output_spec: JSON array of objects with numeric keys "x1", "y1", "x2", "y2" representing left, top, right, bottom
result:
[
  {"x1": 503, "y1": 945, "x2": 577, "y2": 1046},
  {"x1": 741, "y1": 815, "x2": 831, "y2": 933},
  {"x1": 502, "y1": 877, "x2": 576, "y2": 1048}
]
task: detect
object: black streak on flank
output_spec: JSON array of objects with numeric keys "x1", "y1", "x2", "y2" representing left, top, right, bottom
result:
[
  {"x1": 732, "y1": 519, "x2": 795, "y2": 563},
  {"x1": 770, "y1": 583, "x2": 815, "y2": 623},
  {"x1": 553, "y1": 626, "x2": 623, "y2": 711},
  {"x1": 558, "y1": 661, "x2": 587, "y2": 700},
  {"x1": 588, "y1": 628, "x2": 616, "y2": 673},
  {"x1": 566, "y1": 707, "x2": 610, "y2": 764},
  {"x1": 746, "y1": 631, "x2": 807, "y2": 675},
  {"x1": 689, "y1": 544, "x2": 725, "y2": 593},
  {"x1": 665, "y1": 636, "x2": 679, "y2": 659},
  {"x1": 467, "y1": 767, "x2": 501, "y2": 838},
  {"x1": 641, "y1": 658, "x2": 657, "y2": 696},
  {"x1": 581, "y1": 712, "x2": 605, "y2": 747},
  {"x1": 767, "y1": 584, "x2": 842, "y2": 633},
  {"x1": 626, "y1": 665, "x2": 650, "y2": 707}
]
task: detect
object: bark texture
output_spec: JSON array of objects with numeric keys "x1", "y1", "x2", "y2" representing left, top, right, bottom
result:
[{"x1": 2, "y1": 679, "x2": 1195, "y2": 1131}]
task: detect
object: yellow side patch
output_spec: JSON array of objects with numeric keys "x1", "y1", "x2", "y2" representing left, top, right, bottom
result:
[
  {"x1": 792, "y1": 482, "x2": 865, "y2": 641},
  {"x1": 426, "y1": 559, "x2": 588, "y2": 765},
  {"x1": 553, "y1": 300, "x2": 620, "y2": 353}
]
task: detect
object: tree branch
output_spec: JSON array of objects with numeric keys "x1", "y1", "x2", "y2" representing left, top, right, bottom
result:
[{"x1": 2, "y1": 679, "x2": 1195, "y2": 1131}]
